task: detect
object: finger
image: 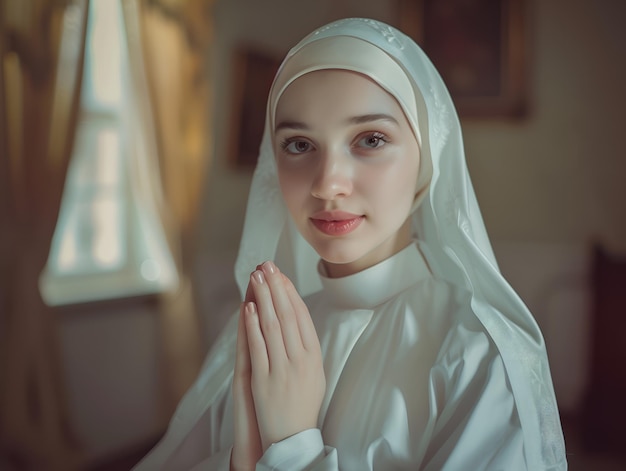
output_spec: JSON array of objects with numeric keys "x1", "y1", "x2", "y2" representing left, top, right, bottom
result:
[
  {"x1": 233, "y1": 306, "x2": 262, "y2": 470},
  {"x1": 235, "y1": 302, "x2": 251, "y2": 376},
  {"x1": 244, "y1": 301, "x2": 269, "y2": 375},
  {"x1": 261, "y1": 262, "x2": 303, "y2": 358},
  {"x1": 250, "y1": 270, "x2": 288, "y2": 370},
  {"x1": 244, "y1": 272, "x2": 257, "y2": 304},
  {"x1": 282, "y1": 274, "x2": 320, "y2": 352},
  {"x1": 241, "y1": 264, "x2": 264, "y2": 305}
]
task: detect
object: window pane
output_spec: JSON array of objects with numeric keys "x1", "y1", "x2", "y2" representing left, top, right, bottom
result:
[
  {"x1": 41, "y1": 0, "x2": 180, "y2": 305},
  {"x1": 83, "y1": 0, "x2": 122, "y2": 110},
  {"x1": 53, "y1": 124, "x2": 125, "y2": 275}
]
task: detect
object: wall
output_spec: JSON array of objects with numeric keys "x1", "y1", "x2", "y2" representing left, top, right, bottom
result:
[
  {"x1": 58, "y1": 300, "x2": 164, "y2": 462},
  {"x1": 464, "y1": 0, "x2": 626, "y2": 249}
]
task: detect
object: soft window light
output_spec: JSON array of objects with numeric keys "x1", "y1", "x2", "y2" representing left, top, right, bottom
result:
[{"x1": 40, "y1": 0, "x2": 178, "y2": 305}]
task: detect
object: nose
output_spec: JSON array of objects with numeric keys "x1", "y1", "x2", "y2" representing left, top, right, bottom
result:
[{"x1": 310, "y1": 149, "x2": 353, "y2": 200}]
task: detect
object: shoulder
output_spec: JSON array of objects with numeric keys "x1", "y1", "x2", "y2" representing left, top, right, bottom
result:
[
  {"x1": 403, "y1": 273, "x2": 470, "y2": 315},
  {"x1": 422, "y1": 286, "x2": 527, "y2": 468},
  {"x1": 389, "y1": 272, "x2": 476, "y2": 339},
  {"x1": 431, "y1": 285, "x2": 504, "y2": 398},
  {"x1": 397, "y1": 273, "x2": 511, "y2": 409}
]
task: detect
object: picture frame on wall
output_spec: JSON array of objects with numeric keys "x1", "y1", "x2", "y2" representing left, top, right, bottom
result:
[
  {"x1": 397, "y1": 0, "x2": 526, "y2": 118},
  {"x1": 229, "y1": 47, "x2": 281, "y2": 169}
]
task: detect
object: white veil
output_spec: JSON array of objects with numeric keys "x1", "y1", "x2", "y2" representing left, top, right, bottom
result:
[{"x1": 234, "y1": 18, "x2": 566, "y2": 469}]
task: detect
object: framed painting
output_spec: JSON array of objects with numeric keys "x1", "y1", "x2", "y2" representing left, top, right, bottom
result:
[
  {"x1": 397, "y1": 0, "x2": 526, "y2": 117},
  {"x1": 229, "y1": 47, "x2": 281, "y2": 168}
]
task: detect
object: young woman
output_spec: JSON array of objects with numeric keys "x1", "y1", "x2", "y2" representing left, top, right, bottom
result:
[{"x1": 134, "y1": 18, "x2": 566, "y2": 470}]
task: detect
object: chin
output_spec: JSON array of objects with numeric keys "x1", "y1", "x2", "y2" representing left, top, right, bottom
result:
[
  {"x1": 309, "y1": 237, "x2": 375, "y2": 269},
  {"x1": 308, "y1": 237, "x2": 354, "y2": 259},
  {"x1": 319, "y1": 251, "x2": 362, "y2": 266}
]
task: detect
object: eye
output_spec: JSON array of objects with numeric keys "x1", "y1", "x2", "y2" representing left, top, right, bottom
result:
[
  {"x1": 280, "y1": 138, "x2": 313, "y2": 154},
  {"x1": 356, "y1": 132, "x2": 389, "y2": 149}
]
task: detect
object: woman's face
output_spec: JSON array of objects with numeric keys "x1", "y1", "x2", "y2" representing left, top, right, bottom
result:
[{"x1": 274, "y1": 70, "x2": 420, "y2": 278}]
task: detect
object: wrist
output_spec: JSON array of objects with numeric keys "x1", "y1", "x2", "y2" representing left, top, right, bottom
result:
[{"x1": 230, "y1": 447, "x2": 256, "y2": 471}]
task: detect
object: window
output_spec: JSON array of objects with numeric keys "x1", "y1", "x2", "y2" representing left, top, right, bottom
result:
[{"x1": 40, "y1": 0, "x2": 178, "y2": 306}]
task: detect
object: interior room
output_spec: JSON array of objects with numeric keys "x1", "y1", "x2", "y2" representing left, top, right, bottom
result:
[{"x1": 1, "y1": 0, "x2": 625, "y2": 469}]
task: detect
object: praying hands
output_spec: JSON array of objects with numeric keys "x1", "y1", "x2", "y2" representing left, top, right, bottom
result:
[{"x1": 231, "y1": 261, "x2": 326, "y2": 471}]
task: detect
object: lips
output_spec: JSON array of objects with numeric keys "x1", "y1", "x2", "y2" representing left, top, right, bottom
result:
[{"x1": 310, "y1": 211, "x2": 364, "y2": 236}]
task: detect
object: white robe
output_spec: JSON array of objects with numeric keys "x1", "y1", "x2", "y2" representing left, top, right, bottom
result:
[{"x1": 134, "y1": 242, "x2": 526, "y2": 470}]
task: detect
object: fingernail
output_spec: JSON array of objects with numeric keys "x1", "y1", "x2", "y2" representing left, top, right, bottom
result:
[
  {"x1": 245, "y1": 302, "x2": 256, "y2": 315},
  {"x1": 262, "y1": 261, "x2": 276, "y2": 275},
  {"x1": 252, "y1": 270, "x2": 264, "y2": 284}
]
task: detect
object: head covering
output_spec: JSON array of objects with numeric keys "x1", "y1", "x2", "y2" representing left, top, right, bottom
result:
[{"x1": 235, "y1": 18, "x2": 565, "y2": 469}]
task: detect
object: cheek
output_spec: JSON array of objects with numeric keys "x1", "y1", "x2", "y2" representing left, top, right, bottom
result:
[
  {"x1": 395, "y1": 151, "x2": 421, "y2": 203},
  {"x1": 278, "y1": 170, "x2": 307, "y2": 214},
  {"x1": 366, "y1": 158, "x2": 419, "y2": 213}
]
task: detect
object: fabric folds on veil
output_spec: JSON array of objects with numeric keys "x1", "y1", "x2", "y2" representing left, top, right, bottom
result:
[{"x1": 234, "y1": 18, "x2": 566, "y2": 470}]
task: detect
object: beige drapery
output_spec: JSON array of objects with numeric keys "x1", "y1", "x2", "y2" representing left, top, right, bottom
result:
[
  {"x1": 122, "y1": 0, "x2": 214, "y2": 413},
  {"x1": 0, "y1": 0, "x2": 213, "y2": 467},
  {"x1": 0, "y1": 1, "x2": 89, "y2": 469},
  {"x1": 138, "y1": 0, "x2": 213, "y2": 237}
]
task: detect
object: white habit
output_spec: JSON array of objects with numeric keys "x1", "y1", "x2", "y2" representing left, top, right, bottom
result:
[{"x1": 134, "y1": 242, "x2": 526, "y2": 470}]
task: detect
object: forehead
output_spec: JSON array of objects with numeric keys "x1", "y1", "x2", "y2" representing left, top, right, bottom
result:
[{"x1": 274, "y1": 70, "x2": 404, "y2": 123}]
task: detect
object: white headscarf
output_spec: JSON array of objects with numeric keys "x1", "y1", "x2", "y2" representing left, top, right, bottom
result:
[{"x1": 234, "y1": 18, "x2": 566, "y2": 469}]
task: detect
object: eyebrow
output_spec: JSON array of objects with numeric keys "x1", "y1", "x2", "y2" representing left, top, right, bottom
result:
[
  {"x1": 275, "y1": 120, "x2": 309, "y2": 132},
  {"x1": 274, "y1": 113, "x2": 399, "y2": 132},
  {"x1": 347, "y1": 113, "x2": 399, "y2": 126}
]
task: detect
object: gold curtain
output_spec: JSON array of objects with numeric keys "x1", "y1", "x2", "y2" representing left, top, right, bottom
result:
[
  {"x1": 0, "y1": 0, "x2": 89, "y2": 469},
  {"x1": 0, "y1": 0, "x2": 214, "y2": 466},
  {"x1": 140, "y1": 0, "x2": 213, "y2": 237},
  {"x1": 122, "y1": 0, "x2": 214, "y2": 411}
]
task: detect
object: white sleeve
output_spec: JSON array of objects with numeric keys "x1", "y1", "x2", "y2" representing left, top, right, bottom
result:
[
  {"x1": 421, "y1": 321, "x2": 527, "y2": 471},
  {"x1": 256, "y1": 429, "x2": 338, "y2": 471}
]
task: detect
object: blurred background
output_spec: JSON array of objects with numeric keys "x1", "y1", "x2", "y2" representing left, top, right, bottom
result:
[{"x1": 0, "y1": 0, "x2": 625, "y2": 469}]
